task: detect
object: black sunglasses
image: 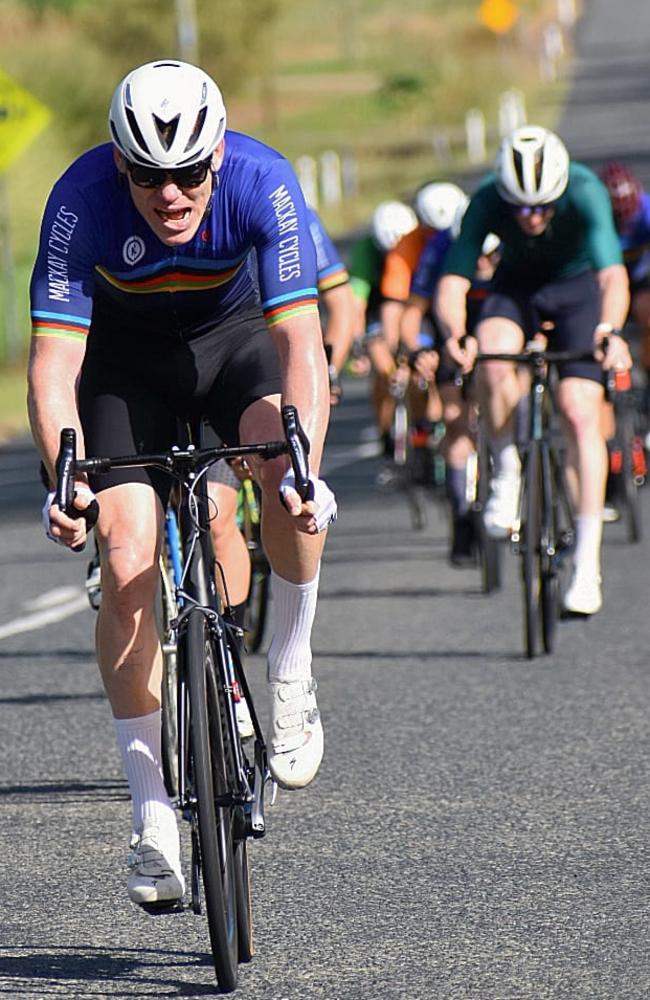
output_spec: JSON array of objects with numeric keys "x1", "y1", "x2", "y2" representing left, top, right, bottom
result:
[{"x1": 125, "y1": 157, "x2": 212, "y2": 189}]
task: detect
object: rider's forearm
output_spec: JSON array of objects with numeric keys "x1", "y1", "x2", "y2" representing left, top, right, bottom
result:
[
  {"x1": 322, "y1": 284, "x2": 355, "y2": 373},
  {"x1": 27, "y1": 339, "x2": 86, "y2": 484},
  {"x1": 435, "y1": 274, "x2": 472, "y2": 341},
  {"x1": 399, "y1": 297, "x2": 428, "y2": 352},
  {"x1": 596, "y1": 264, "x2": 631, "y2": 332},
  {"x1": 272, "y1": 318, "x2": 330, "y2": 472}
]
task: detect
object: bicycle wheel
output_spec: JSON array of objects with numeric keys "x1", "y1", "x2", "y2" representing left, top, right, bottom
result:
[
  {"x1": 521, "y1": 444, "x2": 541, "y2": 659},
  {"x1": 158, "y1": 556, "x2": 179, "y2": 799},
  {"x1": 240, "y1": 481, "x2": 271, "y2": 652},
  {"x1": 618, "y1": 404, "x2": 643, "y2": 543},
  {"x1": 474, "y1": 437, "x2": 502, "y2": 594},
  {"x1": 234, "y1": 837, "x2": 254, "y2": 962},
  {"x1": 539, "y1": 446, "x2": 558, "y2": 654},
  {"x1": 185, "y1": 611, "x2": 238, "y2": 992},
  {"x1": 245, "y1": 559, "x2": 270, "y2": 654}
]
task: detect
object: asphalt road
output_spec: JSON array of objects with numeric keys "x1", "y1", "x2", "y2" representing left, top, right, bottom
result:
[{"x1": 1, "y1": 2, "x2": 650, "y2": 997}]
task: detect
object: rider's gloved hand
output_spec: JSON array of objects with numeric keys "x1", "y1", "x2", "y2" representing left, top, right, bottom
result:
[
  {"x1": 42, "y1": 484, "x2": 99, "y2": 549},
  {"x1": 328, "y1": 365, "x2": 343, "y2": 406},
  {"x1": 594, "y1": 326, "x2": 631, "y2": 371},
  {"x1": 279, "y1": 470, "x2": 337, "y2": 534},
  {"x1": 445, "y1": 334, "x2": 477, "y2": 374}
]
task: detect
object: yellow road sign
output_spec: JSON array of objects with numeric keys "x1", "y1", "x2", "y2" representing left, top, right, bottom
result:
[
  {"x1": 0, "y1": 69, "x2": 51, "y2": 174},
  {"x1": 479, "y1": 0, "x2": 520, "y2": 34}
]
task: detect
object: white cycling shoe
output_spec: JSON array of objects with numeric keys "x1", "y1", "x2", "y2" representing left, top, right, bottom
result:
[
  {"x1": 563, "y1": 571, "x2": 602, "y2": 616},
  {"x1": 127, "y1": 826, "x2": 185, "y2": 906},
  {"x1": 267, "y1": 678, "x2": 323, "y2": 790},
  {"x1": 483, "y1": 472, "x2": 521, "y2": 539}
]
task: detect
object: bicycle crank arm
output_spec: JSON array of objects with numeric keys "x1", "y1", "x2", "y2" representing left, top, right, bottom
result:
[{"x1": 250, "y1": 739, "x2": 267, "y2": 837}]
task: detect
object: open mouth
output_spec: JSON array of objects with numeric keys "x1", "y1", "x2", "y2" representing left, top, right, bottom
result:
[{"x1": 156, "y1": 208, "x2": 191, "y2": 224}]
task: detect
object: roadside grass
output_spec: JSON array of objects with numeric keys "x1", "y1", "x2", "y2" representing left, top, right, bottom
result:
[{"x1": 0, "y1": 362, "x2": 29, "y2": 442}]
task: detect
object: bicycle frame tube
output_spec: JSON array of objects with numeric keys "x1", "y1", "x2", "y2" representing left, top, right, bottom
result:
[
  {"x1": 165, "y1": 508, "x2": 184, "y2": 593},
  {"x1": 529, "y1": 358, "x2": 548, "y2": 443}
]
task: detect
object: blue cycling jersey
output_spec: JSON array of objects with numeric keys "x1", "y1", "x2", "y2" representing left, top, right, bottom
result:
[
  {"x1": 307, "y1": 208, "x2": 349, "y2": 294},
  {"x1": 618, "y1": 191, "x2": 650, "y2": 284},
  {"x1": 30, "y1": 131, "x2": 319, "y2": 344},
  {"x1": 409, "y1": 229, "x2": 452, "y2": 299}
]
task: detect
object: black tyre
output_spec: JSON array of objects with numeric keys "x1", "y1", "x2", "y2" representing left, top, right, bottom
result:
[
  {"x1": 539, "y1": 444, "x2": 563, "y2": 653},
  {"x1": 475, "y1": 513, "x2": 502, "y2": 594},
  {"x1": 475, "y1": 435, "x2": 502, "y2": 594},
  {"x1": 619, "y1": 407, "x2": 643, "y2": 543},
  {"x1": 186, "y1": 612, "x2": 238, "y2": 992},
  {"x1": 234, "y1": 837, "x2": 254, "y2": 962},
  {"x1": 245, "y1": 560, "x2": 270, "y2": 654},
  {"x1": 540, "y1": 570, "x2": 559, "y2": 654},
  {"x1": 240, "y1": 481, "x2": 271, "y2": 653},
  {"x1": 521, "y1": 445, "x2": 541, "y2": 659}
]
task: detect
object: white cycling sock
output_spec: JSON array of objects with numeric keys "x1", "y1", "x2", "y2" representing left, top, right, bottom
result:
[
  {"x1": 267, "y1": 567, "x2": 320, "y2": 682},
  {"x1": 573, "y1": 514, "x2": 602, "y2": 580},
  {"x1": 114, "y1": 710, "x2": 178, "y2": 848},
  {"x1": 491, "y1": 436, "x2": 520, "y2": 479}
]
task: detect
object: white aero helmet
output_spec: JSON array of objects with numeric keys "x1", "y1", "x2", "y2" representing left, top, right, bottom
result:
[
  {"x1": 109, "y1": 60, "x2": 227, "y2": 167},
  {"x1": 495, "y1": 125, "x2": 569, "y2": 206},
  {"x1": 415, "y1": 182, "x2": 468, "y2": 231},
  {"x1": 371, "y1": 200, "x2": 418, "y2": 251}
]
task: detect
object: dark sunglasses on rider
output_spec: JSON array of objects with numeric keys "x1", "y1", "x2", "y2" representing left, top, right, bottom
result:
[
  {"x1": 125, "y1": 157, "x2": 212, "y2": 189},
  {"x1": 515, "y1": 201, "x2": 557, "y2": 218}
]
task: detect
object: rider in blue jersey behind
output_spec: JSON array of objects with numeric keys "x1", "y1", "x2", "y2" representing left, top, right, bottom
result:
[
  {"x1": 600, "y1": 162, "x2": 650, "y2": 397},
  {"x1": 28, "y1": 60, "x2": 336, "y2": 907}
]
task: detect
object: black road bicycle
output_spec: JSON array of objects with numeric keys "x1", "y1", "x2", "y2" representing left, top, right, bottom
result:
[
  {"x1": 476, "y1": 347, "x2": 598, "y2": 659},
  {"x1": 55, "y1": 405, "x2": 310, "y2": 994},
  {"x1": 605, "y1": 368, "x2": 646, "y2": 543}
]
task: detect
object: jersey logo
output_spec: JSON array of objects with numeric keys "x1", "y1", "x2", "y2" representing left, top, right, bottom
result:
[{"x1": 123, "y1": 236, "x2": 146, "y2": 266}]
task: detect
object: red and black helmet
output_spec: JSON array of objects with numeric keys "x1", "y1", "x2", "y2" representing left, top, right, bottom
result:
[{"x1": 599, "y1": 162, "x2": 643, "y2": 229}]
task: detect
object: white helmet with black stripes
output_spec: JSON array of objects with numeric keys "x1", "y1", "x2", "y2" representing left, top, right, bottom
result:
[
  {"x1": 495, "y1": 125, "x2": 569, "y2": 206},
  {"x1": 109, "y1": 60, "x2": 227, "y2": 167}
]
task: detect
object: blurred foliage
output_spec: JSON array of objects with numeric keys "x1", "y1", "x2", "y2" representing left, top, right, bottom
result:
[
  {"x1": 0, "y1": 0, "x2": 572, "y2": 381},
  {"x1": 0, "y1": 0, "x2": 281, "y2": 152}
]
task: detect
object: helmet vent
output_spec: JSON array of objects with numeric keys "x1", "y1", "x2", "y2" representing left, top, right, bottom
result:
[
  {"x1": 184, "y1": 107, "x2": 207, "y2": 153},
  {"x1": 125, "y1": 108, "x2": 150, "y2": 156},
  {"x1": 154, "y1": 114, "x2": 180, "y2": 151}
]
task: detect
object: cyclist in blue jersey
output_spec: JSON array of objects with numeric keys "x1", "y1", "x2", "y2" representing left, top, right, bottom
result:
[
  {"x1": 436, "y1": 126, "x2": 631, "y2": 616},
  {"x1": 307, "y1": 206, "x2": 356, "y2": 403},
  {"x1": 600, "y1": 162, "x2": 650, "y2": 390},
  {"x1": 28, "y1": 60, "x2": 337, "y2": 907}
]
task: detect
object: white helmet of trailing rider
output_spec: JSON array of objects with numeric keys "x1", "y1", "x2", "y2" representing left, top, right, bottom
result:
[
  {"x1": 451, "y1": 199, "x2": 500, "y2": 256},
  {"x1": 109, "y1": 59, "x2": 227, "y2": 167},
  {"x1": 371, "y1": 200, "x2": 418, "y2": 251},
  {"x1": 495, "y1": 125, "x2": 569, "y2": 206},
  {"x1": 415, "y1": 182, "x2": 468, "y2": 231}
]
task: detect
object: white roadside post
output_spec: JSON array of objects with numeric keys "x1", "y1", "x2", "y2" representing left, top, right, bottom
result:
[
  {"x1": 296, "y1": 155, "x2": 319, "y2": 209},
  {"x1": 465, "y1": 109, "x2": 487, "y2": 165}
]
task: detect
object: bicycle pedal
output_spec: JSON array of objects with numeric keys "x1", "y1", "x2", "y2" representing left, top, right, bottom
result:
[{"x1": 139, "y1": 898, "x2": 185, "y2": 915}]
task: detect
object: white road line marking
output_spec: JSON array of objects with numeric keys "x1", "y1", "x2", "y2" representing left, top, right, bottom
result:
[
  {"x1": 322, "y1": 440, "x2": 379, "y2": 474},
  {"x1": 24, "y1": 586, "x2": 83, "y2": 611},
  {"x1": 0, "y1": 592, "x2": 88, "y2": 641}
]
